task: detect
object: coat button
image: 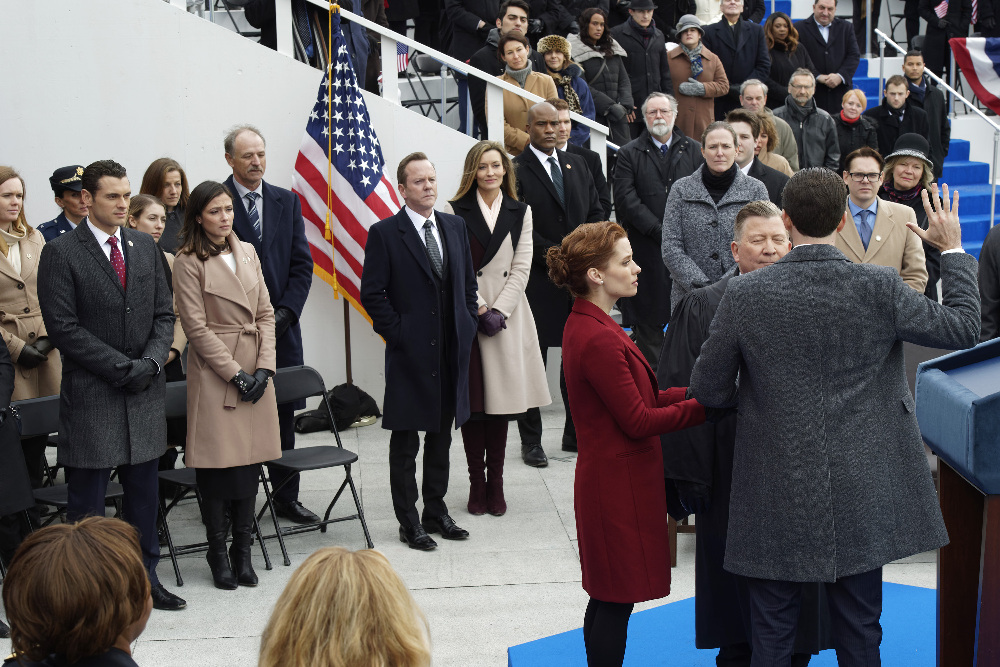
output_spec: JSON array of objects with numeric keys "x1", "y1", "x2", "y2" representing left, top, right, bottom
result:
[
  {"x1": 16, "y1": 283, "x2": 23, "y2": 290},
  {"x1": 22, "y1": 307, "x2": 28, "y2": 313},
  {"x1": 503, "y1": 271, "x2": 508, "y2": 277},
  {"x1": 711, "y1": 252, "x2": 719, "y2": 260},
  {"x1": 431, "y1": 339, "x2": 437, "y2": 346},
  {"x1": 431, "y1": 370, "x2": 438, "y2": 377},
  {"x1": 431, "y1": 309, "x2": 437, "y2": 315},
  {"x1": 125, "y1": 348, "x2": 132, "y2": 354},
  {"x1": 28, "y1": 332, "x2": 35, "y2": 339},
  {"x1": 710, "y1": 221, "x2": 718, "y2": 228},
  {"x1": 477, "y1": 271, "x2": 483, "y2": 277},
  {"x1": 126, "y1": 307, "x2": 131, "y2": 313}
]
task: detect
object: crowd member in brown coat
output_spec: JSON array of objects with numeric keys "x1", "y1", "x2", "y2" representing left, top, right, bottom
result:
[
  {"x1": 444, "y1": 141, "x2": 550, "y2": 517},
  {"x1": 0, "y1": 167, "x2": 61, "y2": 482},
  {"x1": 668, "y1": 15, "x2": 730, "y2": 144},
  {"x1": 496, "y1": 32, "x2": 559, "y2": 155},
  {"x1": 173, "y1": 180, "x2": 280, "y2": 591}
]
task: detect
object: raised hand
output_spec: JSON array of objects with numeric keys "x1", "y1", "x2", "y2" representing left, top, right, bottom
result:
[{"x1": 907, "y1": 183, "x2": 962, "y2": 252}]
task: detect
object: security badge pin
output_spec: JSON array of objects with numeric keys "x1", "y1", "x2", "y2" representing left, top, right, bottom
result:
[{"x1": 127, "y1": 240, "x2": 134, "y2": 247}]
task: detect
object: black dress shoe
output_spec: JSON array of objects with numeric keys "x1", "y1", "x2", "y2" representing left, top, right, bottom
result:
[
  {"x1": 399, "y1": 524, "x2": 437, "y2": 551},
  {"x1": 522, "y1": 443, "x2": 548, "y2": 467},
  {"x1": 151, "y1": 584, "x2": 187, "y2": 611},
  {"x1": 273, "y1": 500, "x2": 320, "y2": 524},
  {"x1": 421, "y1": 514, "x2": 470, "y2": 540}
]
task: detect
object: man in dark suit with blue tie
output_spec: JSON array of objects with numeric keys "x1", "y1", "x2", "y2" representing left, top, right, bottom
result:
[
  {"x1": 795, "y1": 0, "x2": 861, "y2": 115},
  {"x1": 360, "y1": 152, "x2": 479, "y2": 551},
  {"x1": 223, "y1": 125, "x2": 318, "y2": 525},
  {"x1": 38, "y1": 160, "x2": 185, "y2": 611}
]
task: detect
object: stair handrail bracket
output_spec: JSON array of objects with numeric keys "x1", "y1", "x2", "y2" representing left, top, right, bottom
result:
[{"x1": 876, "y1": 28, "x2": 999, "y2": 229}]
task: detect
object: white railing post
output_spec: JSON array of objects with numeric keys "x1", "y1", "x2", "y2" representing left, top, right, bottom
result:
[
  {"x1": 381, "y1": 34, "x2": 399, "y2": 105},
  {"x1": 486, "y1": 83, "x2": 505, "y2": 147},
  {"x1": 878, "y1": 33, "x2": 884, "y2": 95},
  {"x1": 590, "y1": 129, "x2": 607, "y2": 174},
  {"x1": 275, "y1": 0, "x2": 293, "y2": 57},
  {"x1": 440, "y1": 64, "x2": 449, "y2": 123},
  {"x1": 865, "y1": 0, "x2": 872, "y2": 58}
]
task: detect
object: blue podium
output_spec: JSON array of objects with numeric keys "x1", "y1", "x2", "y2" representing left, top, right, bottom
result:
[{"x1": 915, "y1": 339, "x2": 1000, "y2": 666}]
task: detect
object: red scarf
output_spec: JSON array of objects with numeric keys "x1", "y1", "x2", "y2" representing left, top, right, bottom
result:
[{"x1": 840, "y1": 110, "x2": 860, "y2": 124}]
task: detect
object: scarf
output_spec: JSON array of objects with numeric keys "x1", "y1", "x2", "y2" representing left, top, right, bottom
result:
[
  {"x1": 702, "y1": 162, "x2": 739, "y2": 203},
  {"x1": 629, "y1": 17, "x2": 656, "y2": 45},
  {"x1": 0, "y1": 220, "x2": 26, "y2": 259},
  {"x1": 506, "y1": 60, "x2": 533, "y2": 88},
  {"x1": 680, "y1": 41, "x2": 704, "y2": 78},
  {"x1": 881, "y1": 181, "x2": 924, "y2": 202},
  {"x1": 839, "y1": 110, "x2": 860, "y2": 124},
  {"x1": 907, "y1": 75, "x2": 928, "y2": 104},
  {"x1": 550, "y1": 70, "x2": 584, "y2": 114}
]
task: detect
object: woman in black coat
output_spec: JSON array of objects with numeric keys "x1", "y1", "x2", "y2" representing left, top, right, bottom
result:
[
  {"x1": 569, "y1": 8, "x2": 634, "y2": 146},
  {"x1": 835, "y1": 88, "x2": 879, "y2": 173},
  {"x1": 763, "y1": 12, "x2": 816, "y2": 110}
]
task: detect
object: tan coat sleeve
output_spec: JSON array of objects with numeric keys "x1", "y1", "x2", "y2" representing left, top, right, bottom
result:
[
  {"x1": 898, "y1": 207, "x2": 929, "y2": 293},
  {"x1": 492, "y1": 205, "x2": 533, "y2": 318},
  {"x1": 173, "y1": 253, "x2": 243, "y2": 382},
  {"x1": 701, "y1": 51, "x2": 730, "y2": 99}
]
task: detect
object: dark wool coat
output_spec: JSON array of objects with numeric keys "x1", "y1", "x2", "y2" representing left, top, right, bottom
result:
[
  {"x1": 690, "y1": 245, "x2": 981, "y2": 582},
  {"x1": 38, "y1": 223, "x2": 174, "y2": 469},
  {"x1": 834, "y1": 113, "x2": 878, "y2": 173},
  {"x1": 793, "y1": 16, "x2": 860, "y2": 115},
  {"x1": 907, "y1": 76, "x2": 951, "y2": 179},
  {"x1": 765, "y1": 42, "x2": 817, "y2": 110},
  {"x1": 746, "y1": 158, "x2": 790, "y2": 207},
  {"x1": 702, "y1": 19, "x2": 771, "y2": 119},
  {"x1": 614, "y1": 127, "x2": 704, "y2": 326},
  {"x1": 360, "y1": 209, "x2": 479, "y2": 431},
  {"x1": 611, "y1": 20, "x2": 673, "y2": 108},
  {"x1": 444, "y1": 0, "x2": 499, "y2": 63},
  {"x1": 513, "y1": 148, "x2": 603, "y2": 347},
  {"x1": 863, "y1": 100, "x2": 930, "y2": 162},
  {"x1": 564, "y1": 298, "x2": 705, "y2": 603}
]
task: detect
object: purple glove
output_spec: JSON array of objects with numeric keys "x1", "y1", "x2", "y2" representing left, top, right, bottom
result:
[{"x1": 478, "y1": 309, "x2": 507, "y2": 337}]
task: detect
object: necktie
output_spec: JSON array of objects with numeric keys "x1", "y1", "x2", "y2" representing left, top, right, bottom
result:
[
  {"x1": 859, "y1": 210, "x2": 874, "y2": 250},
  {"x1": 246, "y1": 192, "x2": 262, "y2": 242},
  {"x1": 108, "y1": 236, "x2": 126, "y2": 289},
  {"x1": 423, "y1": 220, "x2": 443, "y2": 278},
  {"x1": 660, "y1": 144, "x2": 669, "y2": 156},
  {"x1": 547, "y1": 156, "x2": 565, "y2": 206}
]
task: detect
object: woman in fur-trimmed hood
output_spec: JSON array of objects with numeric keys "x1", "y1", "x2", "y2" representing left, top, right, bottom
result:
[{"x1": 538, "y1": 34, "x2": 598, "y2": 148}]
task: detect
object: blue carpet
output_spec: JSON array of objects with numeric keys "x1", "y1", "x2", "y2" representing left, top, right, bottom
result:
[{"x1": 508, "y1": 583, "x2": 935, "y2": 666}]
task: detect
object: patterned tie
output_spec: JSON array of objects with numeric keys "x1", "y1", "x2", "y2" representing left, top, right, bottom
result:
[
  {"x1": 108, "y1": 236, "x2": 126, "y2": 289},
  {"x1": 246, "y1": 192, "x2": 262, "y2": 242},
  {"x1": 547, "y1": 156, "x2": 565, "y2": 206},
  {"x1": 660, "y1": 144, "x2": 669, "y2": 156},
  {"x1": 423, "y1": 220, "x2": 443, "y2": 278},
  {"x1": 859, "y1": 210, "x2": 874, "y2": 251}
]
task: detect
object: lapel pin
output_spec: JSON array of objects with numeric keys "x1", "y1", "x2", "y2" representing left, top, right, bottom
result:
[
  {"x1": 565, "y1": 164, "x2": 572, "y2": 169},
  {"x1": 875, "y1": 235, "x2": 881, "y2": 242},
  {"x1": 127, "y1": 240, "x2": 134, "y2": 247},
  {"x1": 25, "y1": 253, "x2": 31, "y2": 260}
]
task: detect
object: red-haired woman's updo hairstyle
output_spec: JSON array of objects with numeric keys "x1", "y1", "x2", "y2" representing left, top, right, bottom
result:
[{"x1": 546, "y1": 221, "x2": 626, "y2": 298}]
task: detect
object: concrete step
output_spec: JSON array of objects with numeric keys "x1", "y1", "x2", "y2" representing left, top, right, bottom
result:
[
  {"x1": 942, "y1": 160, "x2": 991, "y2": 186},
  {"x1": 948, "y1": 139, "x2": 971, "y2": 162}
]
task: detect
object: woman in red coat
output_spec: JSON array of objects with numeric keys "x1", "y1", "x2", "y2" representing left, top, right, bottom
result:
[{"x1": 547, "y1": 221, "x2": 706, "y2": 666}]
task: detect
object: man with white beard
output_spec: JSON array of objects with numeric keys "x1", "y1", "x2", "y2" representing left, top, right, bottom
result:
[{"x1": 613, "y1": 92, "x2": 705, "y2": 368}]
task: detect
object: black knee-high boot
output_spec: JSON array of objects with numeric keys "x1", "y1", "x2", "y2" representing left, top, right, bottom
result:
[
  {"x1": 202, "y1": 498, "x2": 237, "y2": 590},
  {"x1": 228, "y1": 497, "x2": 258, "y2": 587}
]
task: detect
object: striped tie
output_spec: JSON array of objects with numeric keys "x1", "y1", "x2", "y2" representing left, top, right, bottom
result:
[
  {"x1": 423, "y1": 220, "x2": 443, "y2": 278},
  {"x1": 548, "y1": 156, "x2": 565, "y2": 207},
  {"x1": 246, "y1": 192, "x2": 261, "y2": 242}
]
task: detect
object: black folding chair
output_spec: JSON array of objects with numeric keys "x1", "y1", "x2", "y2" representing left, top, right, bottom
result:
[
  {"x1": 0, "y1": 406, "x2": 36, "y2": 580},
  {"x1": 13, "y1": 395, "x2": 124, "y2": 527},
  {"x1": 257, "y1": 366, "x2": 373, "y2": 566},
  {"x1": 157, "y1": 380, "x2": 273, "y2": 586}
]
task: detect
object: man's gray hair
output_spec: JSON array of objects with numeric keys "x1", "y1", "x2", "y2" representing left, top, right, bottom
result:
[
  {"x1": 224, "y1": 125, "x2": 266, "y2": 156},
  {"x1": 641, "y1": 92, "x2": 678, "y2": 116},
  {"x1": 789, "y1": 68, "x2": 816, "y2": 87},
  {"x1": 740, "y1": 79, "x2": 768, "y2": 96},
  {"x1": 734, "y1": 200, "x2": 784, "y2": 242}
]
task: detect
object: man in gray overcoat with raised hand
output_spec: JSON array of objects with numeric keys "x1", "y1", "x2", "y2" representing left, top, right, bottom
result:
[
  {"x1": 38, "y1": 160, "x2": 184, "y2": 611},
  {"x1": 690, "y1": 168, "x2": 981, "y2": 665}
]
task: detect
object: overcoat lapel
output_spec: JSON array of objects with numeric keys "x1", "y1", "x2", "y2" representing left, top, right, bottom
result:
[
  {"x1": 202, "y1": 237, "x2": 256, "y2": 314},
  {"x1": 864, "y1": 202, "x2": 895, "y2": 262},
  {"x1": 77, "y1": 220, "x2": 125, "y2": 295},
  {"x1": 397, "y1": 210, "x2": 435, "y2": 279}
]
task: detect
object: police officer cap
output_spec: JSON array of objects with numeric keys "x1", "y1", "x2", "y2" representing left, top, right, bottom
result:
[{"x1": 49, "y1": 165, "x2": 85, "y2": 195}]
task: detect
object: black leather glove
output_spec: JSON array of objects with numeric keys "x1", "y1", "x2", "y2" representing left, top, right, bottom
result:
[
  {"x1": 606, "y1": 103, "x2": 628, "y2": 121},
  {"x1": 937, "y1": 18, "x2": 950, "y2": 30},
  {"x1": 981, "y1": 16, "x2": 996, "y2": 29},
  {"x1": 273, "y1": 306, "x2": 296, "y2": 340},
  {"x1": 232, "y1": 369, "x2": 258, "y2": 398},
  {"x1": 478, "y1": 309, "x2": 507, "y2": 337},
  {"x1": 115, "y1": 358, "x2": 158, "y2": 393},
  {"x1": 33, "y1": 337, "x2": 54, "y2": 357},
  {"x1": 244, "y1": 368, "x2": 272, "y2": 404},
  {"x1": 675, "y1": 480, "x2": 712, "y2": 514},
  {"x1": 18, "y1": 344, "x2": 48, "y2": 370},
  {"x1": 528, "y1": 18, "x2": 544, "y2": 34}
]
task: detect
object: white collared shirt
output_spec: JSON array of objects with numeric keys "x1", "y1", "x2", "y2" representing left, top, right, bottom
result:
[
  {"x1": 528, "y1": 143, "x2": 561, "y2": 183},
  {"x1": 817, "y1": 22, "x2": 831, "y2": 42},
  {"x1": 740, "y1": 158, "x2": 754, "y2": 175},
  {"x1": 404, "y1": 205, "x2": 443, "y2": 251},
  {"x1": 231, "y1": 178, "x2": 265, "y2": 233},
  {"x1": 87, "y1": 219, "x2": 124, "y2": 263}
]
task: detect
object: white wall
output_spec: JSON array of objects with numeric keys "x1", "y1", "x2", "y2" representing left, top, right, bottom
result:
[{"x1": 2, "y1": 0, "x2": 478, "y2": 405}]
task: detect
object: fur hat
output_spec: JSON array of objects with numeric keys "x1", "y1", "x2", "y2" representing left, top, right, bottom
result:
[{"x1": 537, "y1": 34, "x2": 572, "y2": 62}]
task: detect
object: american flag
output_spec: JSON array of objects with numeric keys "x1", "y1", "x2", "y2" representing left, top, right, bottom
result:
[
  {"x1": 397, "y1": 42, "x2": 409, "y2": 72},
  {"x1": 292, "y1": 10, "x2": 400, "y2": 318},
  {"x1": 934, "y1": 0, "x2": 949, "y2": 18}
]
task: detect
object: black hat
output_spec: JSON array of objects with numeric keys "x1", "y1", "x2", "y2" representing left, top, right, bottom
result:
[
  {"x1": 49, "y1": 165, "x2": 85, "y2": 196},
  {"x1": 884, "y1": 133, "x2": 933, "y2": 171},
  {"x1": 629, "y1": 0, "x2": 658, "y2": 10}
]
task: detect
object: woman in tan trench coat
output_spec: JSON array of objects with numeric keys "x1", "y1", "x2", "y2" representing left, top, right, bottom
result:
[
  {"x1": 444, "y1": 142, "x2": 550, "y2": 517},
  {"x1": 496, "y1": 32, "x2": 558, "y2": 156},
  {"x1": 668, "y1": 16, "x2": 729, "y2": 145},
  {"x1": 173, "y1": 180, "x2": 280, "y2": 591},
  {"x1": 0, "y1": 167, "x2": 62, "y2": 505}
]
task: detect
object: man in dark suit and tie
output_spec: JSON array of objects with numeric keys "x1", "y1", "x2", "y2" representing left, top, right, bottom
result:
[
  {"x1": 726, "y1": 109, "x2": 790, "y2": 207},
  {"x1": 38, "y1": 160, "x2": 185, "y2": 611},
  {"x1": 548, "y1": 97, "x2": 612, "y2": 218},
  {"x1": 360, "y1": 152, "x2": 479, "y2": 551},
  {"x1": 512, "y1": 101, "x2": 603, "y2": 464},
  {"x1": 690, "y1": 168, "x2": 980, "y2": 665},
  {"x1": 223, "y1": 125, "x2": 318, "y2": 525},
  {"x1": 702, "y1": 0, "x2": 771, "y2": 120},
  {"x1": 794, "y1": 0, "x2": 861, "y2": 115}
]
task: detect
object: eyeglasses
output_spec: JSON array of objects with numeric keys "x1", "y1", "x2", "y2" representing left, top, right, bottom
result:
[
  {"x1": 645, "y1": 108, "x2": 673, "y2": 117},
  {"x1": 848, "y1": 172, "x2": 881, "y2": 182},
  {"x1": 789, "y1": 83, "x2": 814, "y2": 90}
]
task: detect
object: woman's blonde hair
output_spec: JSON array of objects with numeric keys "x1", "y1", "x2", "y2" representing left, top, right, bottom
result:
[
  {"x1": 259, "y1": 547, "x2": 430, "y2": 667},
  {"x1": 451, "y1": 141, "x2": 518, "y2": 201},
  {"x1": 127, "y1": 194, "x2": 165, "y2": 229},
  {"x1": 841, "y1": 88, "x2": 867, "y2": 109}
]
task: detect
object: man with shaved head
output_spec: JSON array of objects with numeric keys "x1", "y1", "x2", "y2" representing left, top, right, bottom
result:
[{"x1": 511, "y1": 102, "x2": 603, "y2": 466}]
